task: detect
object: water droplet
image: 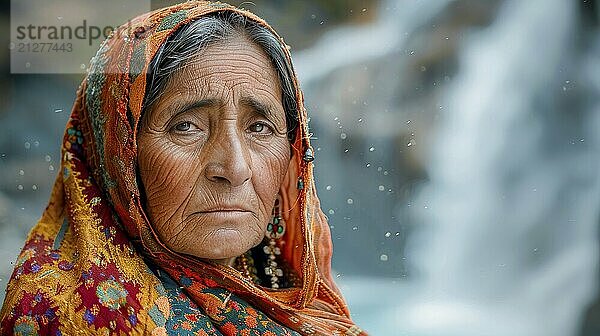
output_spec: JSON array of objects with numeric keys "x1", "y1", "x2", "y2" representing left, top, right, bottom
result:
[
  {"x1": 395, "y1": 232, "x2": 400, "y2": 236},
  {"x1": 407, "y1": 139, "x2": 415, "y2": 147},
  {"x1": 380, "y1": 254, "x2": 388, "y2": 261},
  {"x1": 54, "y1": 109, "x2": 63, "y2": 113},
  {"x1": 25, "y1": 62, "x2": 31, "y2": 68},
  {"x1": 316, "y1": 147, "x2": 321, "y2": 151},
  {"x1": 334, "y1": 117, "x2": 339, "y2": 121},
  {"x1": 369, "y1": 147, "x2": 375, "y2": 152},
  {"x1": 378, "y1": 185, "x2": 385, "y2": 191},
  {"x1": 49, "y1": 165, "x2": 55, "y2": 171},
  {"x1": 336, "y1": 273, "x2": 342, "y2": 278},
  {"x1": 33, "y1": 141, "x2": 39, "y2": 147},
  {"x1": 32, "y1": 184, "x2": 37, "y2": 191},
  {"x1": 19, "y1": 169, "x2": 25, "y2": 176},
  {"x1": 326, "y1": 185, "x2": 332, "y2": 191},
  {"x1": 352, "y1": 226, "x2": 358, "y2": 231},
  {"x1": 420, "y1": 66, "x2": 427, "y2": 72},
  {"x1": 344, "y1": 149, "x2": 349, "y2": 153},
  {"x1": 319, "y1": 20, "x2": 324, "y2": 25},
  {"x1": 377, "y1": 166, "x2": 383, "y2": 172},
  {"x1": 8, "y1": 42, "x2": 15, "y2": 50},
  {"x1": 365, "y1": 163, "x2": 371, "y2": 168},
  {"x1": 409, "y1": 50, "x2": 415, "y2": 55},
  {"x1": 17, "y1": 184, "x2": 23, "y2": 190},
  {"x1": 347, "y1": 198, "x2": 354, "y2": 205},
  {"x1": 533, "y1": 248, "x2": 538, "y2": 252},
  {"x1": 357, "y1": 118, "x2": 363, "y2": 123},
  {"x1": 57, "y1": 16, "x2": 63, "y2": 20},
  {"x1": 328, "y1": 209, "x2": 335, "y2": 215},
  {"x1": 340, "y1": 133, "x2": 347, "y2": 140},
  {"x1": 24, "y1": 142, "x2": 31, "y2": 149},
  {"x1": 361, "y1": 8, "x2": 367, "y2": 12},
  {"x1": 385, "y1": 232, "x2": 391, "y2": 237},
  {"x1": 45, "y1": 155, "x2": 52, "y2": 162},
  {"x1": 311, "y1": 14, "x2": 316, "y2": 19}
]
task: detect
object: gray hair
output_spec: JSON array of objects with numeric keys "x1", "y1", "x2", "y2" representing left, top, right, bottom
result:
[{"x1": 142, "y1": 11, "x2": 298, "y2": 142}]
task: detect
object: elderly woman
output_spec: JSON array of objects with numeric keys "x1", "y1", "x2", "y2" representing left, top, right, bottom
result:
[{"x1": 0, "y1": 1, "x2": 365, "y2": 335}]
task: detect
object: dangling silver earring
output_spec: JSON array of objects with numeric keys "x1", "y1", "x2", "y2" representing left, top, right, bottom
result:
[{"x1": 264, "y1": 193, "x2": 285, "y2": 289}]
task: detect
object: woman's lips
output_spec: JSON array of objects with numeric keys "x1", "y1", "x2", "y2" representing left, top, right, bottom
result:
[
  {"x1": 196, "y1": 210, "x2": 252, "y2": 220},
  {"x1": 202, "y1": 210, "x2": 249, "y2": 213},
  {"x1": 197, "y1": 206, "x2": 253, "y2": 214},
  {"x1": 201, "y1": 208, "x2": 251, "y2": 213}
]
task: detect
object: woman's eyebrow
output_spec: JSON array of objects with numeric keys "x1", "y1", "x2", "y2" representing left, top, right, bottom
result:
[
  {"x1": 239, "y1": 97, "x2": 279, "y2": 121},
  {"x1": 168, "y1": 98, "x2": 218, "y2": 117}
]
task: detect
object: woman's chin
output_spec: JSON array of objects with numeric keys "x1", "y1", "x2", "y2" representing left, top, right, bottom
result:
[{"x1": 174, "y1": 225, "x2": 263, "y2": 261}]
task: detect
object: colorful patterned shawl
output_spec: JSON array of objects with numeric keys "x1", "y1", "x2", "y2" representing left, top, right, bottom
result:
[{"x1": 0, "y1": 1, "x2": 365, "y2": 335}]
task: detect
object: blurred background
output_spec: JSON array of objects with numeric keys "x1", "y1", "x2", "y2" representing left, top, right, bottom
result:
[{"x1": 1, "y1": 0, "x2": 599, "y2": 335}]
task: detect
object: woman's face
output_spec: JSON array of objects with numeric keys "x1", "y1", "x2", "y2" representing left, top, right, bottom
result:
[{"x1": 137, "y1": 35, "x2": 291, "y2": 264}]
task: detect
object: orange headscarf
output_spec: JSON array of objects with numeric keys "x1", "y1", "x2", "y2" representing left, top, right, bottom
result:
[{"x1": 0, "y1": 1, "x2": 365, "y2": 335}]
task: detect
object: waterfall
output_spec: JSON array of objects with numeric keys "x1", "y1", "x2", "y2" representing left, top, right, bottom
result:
[{"x1": 405, "y1": 0, "x2": 600, "y2": 335}]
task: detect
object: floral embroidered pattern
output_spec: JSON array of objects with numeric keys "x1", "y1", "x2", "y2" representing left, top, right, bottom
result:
[
  {"x1": 96, "y1": 279, "x2": 128, "y2": 310},
  {"x1": 65, "y1": 126, "x2": 83, "y2": 153},
  {"x1": 149, "y1": 263, "x2": 299, "y2": 336}
]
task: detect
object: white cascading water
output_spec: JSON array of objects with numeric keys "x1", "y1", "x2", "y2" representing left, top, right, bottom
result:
[
  {"x1": 406, "y1": 0, "x2": 600, "y2": 335},
  {"x1": 294, "y1": 0, "x2": 600, "y2": 334}
]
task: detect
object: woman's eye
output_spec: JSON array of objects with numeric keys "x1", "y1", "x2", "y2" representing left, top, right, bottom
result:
[
  {"x1": 248, "y1": 122, "x2": 273, "y2": 135},
  {"x1": 173, "y1": 121, "x2": 193, "y2": 132}
]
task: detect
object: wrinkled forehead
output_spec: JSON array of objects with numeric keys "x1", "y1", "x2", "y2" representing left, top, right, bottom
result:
[{"x1": 143, "y1": 38, "x2": 283, "y2": 115}]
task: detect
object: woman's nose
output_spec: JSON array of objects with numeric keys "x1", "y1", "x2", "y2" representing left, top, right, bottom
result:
[{"x1": 203, "y1": 127, "x2": 252, "y2": 187}]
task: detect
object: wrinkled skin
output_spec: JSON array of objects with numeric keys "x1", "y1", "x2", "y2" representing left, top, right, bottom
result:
[{"x1": 137, "y1": 35, "x2": 291, "y2": 266}]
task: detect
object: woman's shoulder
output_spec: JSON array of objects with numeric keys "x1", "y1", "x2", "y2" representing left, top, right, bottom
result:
[{"x1": 0, "y1": 226, "x2": 163, "y2": 335}]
